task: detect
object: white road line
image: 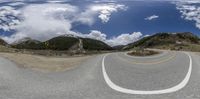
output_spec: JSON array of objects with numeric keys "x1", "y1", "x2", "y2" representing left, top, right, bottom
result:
[{"x1": 102, "y1": 52, "x2": 192, "y2": 95}]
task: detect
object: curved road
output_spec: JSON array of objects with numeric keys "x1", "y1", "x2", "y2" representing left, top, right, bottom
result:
[{"x1": 0, "y1": 51, "x2": 200, "y2": 99}]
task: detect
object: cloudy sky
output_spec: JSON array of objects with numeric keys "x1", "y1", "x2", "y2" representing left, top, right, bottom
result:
[{"x1": 0, "y1": 0, "x2": 200, "y2": 46}]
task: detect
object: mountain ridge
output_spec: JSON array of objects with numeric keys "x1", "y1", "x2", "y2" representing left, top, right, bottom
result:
[
  {"x1": 124, "y1": 32, "x2": 200, "y2": 51},
  {"x1": 10, "y1": 35, "x2": 113, "y2": 51},
  {"x1": 0, "y1": 32, "x2": 200, "y2": 52}
]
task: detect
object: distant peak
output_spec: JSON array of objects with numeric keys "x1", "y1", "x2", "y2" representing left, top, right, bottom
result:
[
  {"x1": 12, "y1": 37, "x2": 40, "y2": 45},
  {"x1": 61, "y1": 34, "x2": 79, "y2": 38}
]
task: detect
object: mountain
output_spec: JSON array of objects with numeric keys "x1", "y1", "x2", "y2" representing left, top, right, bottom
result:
[
  {"x1": 44, "y1": 36, "x2": 113, "y2": 50},
  {"x1": 11, "y1": 37, "x2": 43, "y2": 50},
  {"x1": 43, "y1": 36, "x2": 79, "y2": 50},
  {"x1": 112, "y1": 45, "x2": 126, "y2": 50},
  {"x1": 12, "y1": 36, "x2": 112, "y2": 51},
  {"x1": 81, "y1": 38, "x2": 112, "y2": 50},
  {"x1": 12, "y1": 37, "x2": 35, "y2": 45},
  {"x1": 124, "y1": 32, "x2": 200, "y2": 51},
  {"x1": 0, "y1": 38, "x2": 7, "y2": 46}
]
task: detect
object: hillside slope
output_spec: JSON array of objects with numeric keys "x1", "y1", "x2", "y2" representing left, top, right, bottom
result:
[
  {"x1": 44, "y1": 36, "x2": 79, "y2": 50},
  {"x1": 11, "y1": 36, "x2": 112, "y2": 51},
  {"x1": 0, "y1": 38, "x2": 7, "y2": 46},
  {"x1": 124, "y1": 32, "x2": 200, "y2": 51},
  {"x1": 81, "y1": 38, "x2": 112, "y2": 50},
  {"x1": 12, "y1": 37, "x2": 42, "y2": 50}
]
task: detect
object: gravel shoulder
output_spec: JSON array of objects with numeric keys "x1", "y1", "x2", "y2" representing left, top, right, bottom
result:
[{"x1": 0, "y1": 52, "x2": 91, "y2": 72}]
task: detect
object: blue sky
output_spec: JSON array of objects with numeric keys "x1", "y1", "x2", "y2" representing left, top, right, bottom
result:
[
  {"x1": 73, "y1": 1, "x2": 200, "y2": 37},
  {"x1": 0, "y1": 0, "x2": 200, "y2": 46}
]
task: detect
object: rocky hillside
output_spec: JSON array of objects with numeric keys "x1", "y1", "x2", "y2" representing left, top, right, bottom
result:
[
  {"x1": 12, "y1": 37, "x2": 42, "y2": 50},
  {"x1": 124, "y1": 32, "x2": 200, "y2": 51},
  {"x1": 0, "y1": 38, "x2": 7, "y2": 46},
  {"x1": 112, "y1": 45, "x2": 126, "y2": 50},
  {"x1": 81, "y1": 38, "x2": 112, "y2": 50},
  {"x1": 11, "y1": 35, "x2": 113, "y2": 51},
  {"x1": 43, "y1": 36, "x2": 79, "y2": 50}
]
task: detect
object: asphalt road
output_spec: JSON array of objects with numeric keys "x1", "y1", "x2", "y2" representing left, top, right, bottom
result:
[{"x1": 0, "y1": 51, "x2": 200, "y2": 99}]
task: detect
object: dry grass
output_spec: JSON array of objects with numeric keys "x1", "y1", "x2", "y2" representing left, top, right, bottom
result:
[
  {"x1": 0, "y1": 52, "x2": 91, "y2": 72},
  {"x1": 128, "y1": 49, "x2": 160, "y2": 56},
  {"x1": 153, "y1": 44, "x2": 200, "y2": 52}
]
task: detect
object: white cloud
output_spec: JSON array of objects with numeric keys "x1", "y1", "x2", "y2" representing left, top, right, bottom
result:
[
  {"x1": 175, "y1": 0, "x2": 200, "y2": 4},
  {"x1": 0, "y1": 6, "x2": 21, "y2": 31},
  {"x1": 1, "y1": 4, "x2": 79, "y2": 43},
  {"x1": 145, "y1": 15, "x2": 159, "y2": 20},
  {"x1": 176, "y1": 1, "x2": 200, "y2": 29},
  {"x1": 70, "y1": 30, "x2": 142, "y2": 46},
  {"x1": 144, "y1": 34, "x2": 150, "y2": 37},
  {"x1": 92, "y1": 3, "x2": 127, "y2": 23},
  {"x1": 0, "y1": 3, "x2": 127, "y2": 32},
  {"x1": 46, "y1": 0, "x2": 67, "y2": 3},
  {"x1": 106, "y1": 32, "x2": 143, "y2": 46},
  {"x1": 80, "y1": 30, "x2": 142, "y2": 46},
  {"x1": 8, "y1": 2, "x2": 25, "y2": 6},
  {"x1": 84, "y1": 30, "x2": 107, "y2": 41},
  {"x1": 92, "y1": 0, "x2": 117, "y2": 3},
  {"x1": 77, "y1": 3, "x2": 127, "y2": 24},
  {"x1": 0, "y1": 3, "x2": 129, "y2": 46}
]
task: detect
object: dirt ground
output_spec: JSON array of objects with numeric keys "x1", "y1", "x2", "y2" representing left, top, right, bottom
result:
[{"x1": 0, "y1": 52, "x2": 91, "y2": 72}]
